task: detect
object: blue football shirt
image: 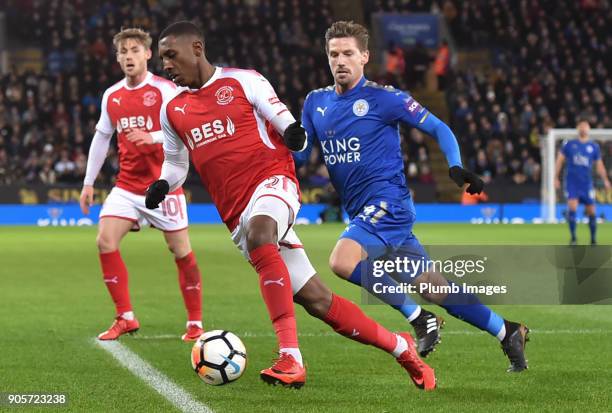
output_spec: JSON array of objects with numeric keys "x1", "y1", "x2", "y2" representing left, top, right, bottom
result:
[
  {"x1": 561, "y1": 139, "x2": 601, "y2": 190},
  {"x1": 296, "y1": 77, "x2": 462, "y2": 218}
]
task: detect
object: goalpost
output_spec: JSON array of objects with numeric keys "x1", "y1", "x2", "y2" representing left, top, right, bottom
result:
[{"x1": 541, "y1": 128, "x2": 612, "y2": 223}]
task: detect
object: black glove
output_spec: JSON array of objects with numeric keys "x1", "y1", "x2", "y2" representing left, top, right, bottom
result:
[
  {"x1": 449, "y1": 166, "x2": 484, "y2": 195},
  {"x1": 145, "y1": 179, "x2": 170, "y2": 209},
  {"x1": 283, "y1": 120, "x2": 307, "y2": 152}
]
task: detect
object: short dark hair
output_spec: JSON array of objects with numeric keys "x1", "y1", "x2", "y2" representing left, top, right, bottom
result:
[
  {"x1": 325, "y1": 21, "x2": 369, "y2": 52},
  {"x1": 159, "y1": 21, "x2": 204, "y2": 42},
  {"x1": 576, "y1": 117, "x2": 590, "y2": 125}
]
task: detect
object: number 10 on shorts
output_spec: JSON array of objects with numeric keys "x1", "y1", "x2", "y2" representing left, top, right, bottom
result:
[{"x1": 161, "y1": 196, "x2": 184, "y2": 219}]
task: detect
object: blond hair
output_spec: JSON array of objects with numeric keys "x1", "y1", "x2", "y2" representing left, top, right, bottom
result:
[
  {"x1": 325, "y1": 21, "x2": 369, "y2": 52},
  {"x1": 113, "y1": 27, "x2": 152, "y2": 50}
]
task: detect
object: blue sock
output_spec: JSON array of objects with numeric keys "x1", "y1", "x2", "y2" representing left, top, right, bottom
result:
[
  {"x1": 568, "y1": 210, "x2": 577, "y2": 241},
  {"x1": 588, "y1": 214, "x2": 596, "y2": 243},
  {"x1": 348, "y1": 261, "x2": 421, "y2": 321},
  {"x1": 439, "y1": 282, "x2": 505, "y2": 339}
]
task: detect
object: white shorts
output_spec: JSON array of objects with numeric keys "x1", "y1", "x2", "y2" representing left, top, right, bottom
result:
[
  {"x1": 100, "y1": 186, "x2": 188, "y2": 232},
  {"x1": 231, "y1": 175, "x2": 316, "y2": 294}
]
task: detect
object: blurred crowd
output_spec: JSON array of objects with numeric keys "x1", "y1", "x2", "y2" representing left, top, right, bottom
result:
[
  {"x1": 367, "y1": 0, "x2": 611, "y2": 186},
  {"x1": 1, "y1": 0, "x2": 610, "y2": 189},
  {"x1": 446, "y1": 0, "x2": 612, "y2": 185},
  {"x1": 0, "y1": 0, "x2": 333, "y2": 185}
]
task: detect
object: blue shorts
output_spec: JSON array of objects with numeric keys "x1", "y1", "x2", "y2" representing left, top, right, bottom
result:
[
  {"x1": 565, "y1": 186, "x2": 595, "y2": 205},
  {"x1": 340, "y1": 197, "x2": 430, "y2": 269}
]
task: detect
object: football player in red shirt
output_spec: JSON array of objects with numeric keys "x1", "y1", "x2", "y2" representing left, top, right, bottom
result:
[
  {"x1": 146, "y1": 21, "x2": 436, "y2": 390},
  {"x1": 80, "y1": 28, "x2": 203, "y2": 342}
]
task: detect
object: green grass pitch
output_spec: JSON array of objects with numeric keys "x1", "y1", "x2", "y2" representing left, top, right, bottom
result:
[{"x1": 1, "y1": 223, "x2": 611, "y2": 412}]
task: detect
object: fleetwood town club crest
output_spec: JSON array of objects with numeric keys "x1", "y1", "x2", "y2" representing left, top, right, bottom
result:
[
  {"x1": 142, "y1": 91, "x2": 157, "y2": 107},
  {"x1": 353, "y1": 99, "x2": 369, "y2": 117},
  {"x1": 215, "y1": 86, "x2": 234, "y2": 105}
]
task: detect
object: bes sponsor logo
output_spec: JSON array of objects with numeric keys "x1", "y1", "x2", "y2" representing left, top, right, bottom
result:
[
  {"x1": 321, "y1": 136, "x2": 361, "y2": 165},
  {"x1": 117, "y1": 115, "x2": 154, "y2": 132},
  {"x1": 184, "y1": 116, "x2": 236, "y2": 149}
]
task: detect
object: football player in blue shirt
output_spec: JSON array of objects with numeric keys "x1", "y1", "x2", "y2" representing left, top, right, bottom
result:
[
  {"x1": 294, "y1": 21, "x2": 529, "y2": 372},
  {"x1": 554, "y1": 120, "x2": 611, "y2": 245}
]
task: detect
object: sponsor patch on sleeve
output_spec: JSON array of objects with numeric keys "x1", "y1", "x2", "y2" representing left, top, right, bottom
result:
[{"x1": 404, "y1": 96, "x2": 428, "y2": 122}]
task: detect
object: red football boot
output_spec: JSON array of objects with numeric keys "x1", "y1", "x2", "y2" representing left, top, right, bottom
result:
[
  {"x1": 97, "y1": 316, "x2": 140, "y2": 340},
  {"x1": 260, "y1": 353, "x2": 306, "y2": 389},
  {"x1": 181, "y1": 323, "x2": 204, "y2": 342},
  {"x1": 395, "y1": 332, "x2": 437, "y2": 391}
]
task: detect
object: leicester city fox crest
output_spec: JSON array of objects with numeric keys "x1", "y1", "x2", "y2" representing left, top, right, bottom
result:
[{"x1": 353, "y1": 99, "x2": 369, "y2": 117}]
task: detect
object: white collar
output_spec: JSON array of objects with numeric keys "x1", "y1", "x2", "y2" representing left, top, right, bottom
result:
[
  {"x1": 189, "y1": 66, "x2": 221, "y2": 91},
  {"x1": 124, "y1": 71, "x2": 153, "y2": 90}
]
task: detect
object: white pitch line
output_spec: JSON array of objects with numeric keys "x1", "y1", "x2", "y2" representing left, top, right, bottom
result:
[
  {"x1": 94, "y1": 339, "x2": 213, "y2": 413},
  {"x1": 131, "y1": 334, "x2": 181, "y2": 340},
  {"x1": 131, "y1": 329, "x2": 612, "y2": 340}
]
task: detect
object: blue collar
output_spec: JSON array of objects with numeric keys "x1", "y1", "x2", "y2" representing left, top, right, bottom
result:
[{"x1": 333, "y1": 77, "x2": 367, "y2": 100}]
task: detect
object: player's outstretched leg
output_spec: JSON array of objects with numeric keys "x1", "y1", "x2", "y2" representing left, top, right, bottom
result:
[
  {"x1": 175, "y1": 251, "x2": 204, "y2": 341},
  {"x1": 347, "y1": 260, "x2": 444, "y2": 357},
  {"x1": 247, "y1": 216, "x2": 305, "y2": 389},
  {"x1": 330, "y1": 237, "x2": 443, "y2": 357},
  {"x1": 294, "y1": 275, "x2": 436, "y2": 390},
  {"x1": 165, "y1": 230, "x2": 204, "y2": 341},
  {"x1": 413, "y1": 272, "x2": 530, "y2": 372},
  {"x1": 96, "y1": 218, "x2": 140, "y2": 340},
  {"x1": 381, "y1": 238, "x2": 530, "y2": 372}
]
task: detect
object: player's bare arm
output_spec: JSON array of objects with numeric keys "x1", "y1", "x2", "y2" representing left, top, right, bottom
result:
[
  {"x1": 79, "y1": 185, "x2": 94, "y2": 215},
  {"x1": 595, "y1": 159, "x2": 611, "y2": 189},
  {"x1": 124, "y1": 128, "x2": 164, "y2": 146}
]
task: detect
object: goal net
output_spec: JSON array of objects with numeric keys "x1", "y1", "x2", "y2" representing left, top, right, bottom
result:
[{"x1": 541, "y1": 128, "x2": 612, "y2": 223}]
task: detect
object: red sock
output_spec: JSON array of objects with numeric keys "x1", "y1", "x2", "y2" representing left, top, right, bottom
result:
[
  {"x1": 99, "y1": 250, "x2": 132, "y2": 315},
  {"x1": 323, "y1": 294, "x2": 397, "y2": 353},
  {"x1": 176, "y1": 251, "x2": 202, "y2": 322},
  {"x1": 250, "y1": 244, "x2": 298, "y2": 349}
]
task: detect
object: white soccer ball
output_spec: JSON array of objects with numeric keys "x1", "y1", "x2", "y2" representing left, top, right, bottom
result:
[{"x1": 191, "y1": 330, "x2": 247, "y2": 385}]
